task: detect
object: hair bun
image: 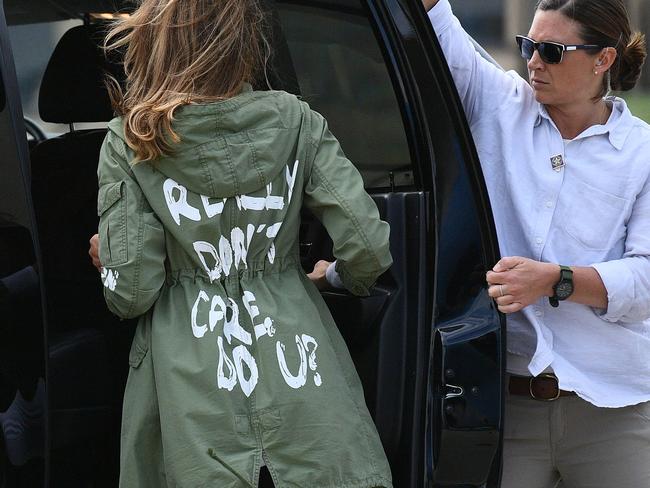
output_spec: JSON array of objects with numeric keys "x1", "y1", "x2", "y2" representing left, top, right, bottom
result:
[{"x1": 613, "y1": 32, "x2": 647, "y2": 91}]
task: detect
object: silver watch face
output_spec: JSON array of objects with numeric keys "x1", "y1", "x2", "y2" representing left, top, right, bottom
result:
[{"x1": 556, "y1": 281, "x2": 573, "y2": 299}]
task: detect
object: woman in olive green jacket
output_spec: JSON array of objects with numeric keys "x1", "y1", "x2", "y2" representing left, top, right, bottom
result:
[{"x1": 95, "y1": 1, "x2": 393, "y2": 487}]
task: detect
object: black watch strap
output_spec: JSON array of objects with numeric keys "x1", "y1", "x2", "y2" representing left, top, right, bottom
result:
[{"x1": 549, "y1": 265, "x2": 573, "y2": 308}]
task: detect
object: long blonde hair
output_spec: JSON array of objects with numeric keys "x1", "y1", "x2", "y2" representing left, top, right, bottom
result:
[{"x1": 105, "y1": 0, "x2": 270, "y2": 161}]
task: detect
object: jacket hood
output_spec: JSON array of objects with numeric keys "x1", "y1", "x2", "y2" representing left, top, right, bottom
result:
[{"x1": 107, "y1": 86, "x2": 305, "y2": 198}]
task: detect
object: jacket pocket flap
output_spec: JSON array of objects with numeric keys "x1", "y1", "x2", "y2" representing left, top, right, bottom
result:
[{"x1": 98, "y1": 181, "x2": 124, "y2": 216}]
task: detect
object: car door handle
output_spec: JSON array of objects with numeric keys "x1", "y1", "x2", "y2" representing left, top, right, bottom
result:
[{"x1": 443, "y1": 384, "x2": 464, "y2": 400}]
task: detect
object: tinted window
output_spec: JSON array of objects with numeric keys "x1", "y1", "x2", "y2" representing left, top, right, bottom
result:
[{"x1": 276, "y1": 2, "x2": 413, "y2": 189}]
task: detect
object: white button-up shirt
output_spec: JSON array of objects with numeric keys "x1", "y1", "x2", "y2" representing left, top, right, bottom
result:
[{"x1": 429, "y1": 0, "x2": 650, "y2": 407}]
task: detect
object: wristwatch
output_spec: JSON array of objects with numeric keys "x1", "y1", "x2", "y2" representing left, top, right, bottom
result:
[{"x1": 549, "y1": 265, "x2": 574, "y2": 308}]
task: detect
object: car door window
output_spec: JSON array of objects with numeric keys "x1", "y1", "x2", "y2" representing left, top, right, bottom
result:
[{"x1": 276, "y1": 2, "x2": 413, "y2": 189}]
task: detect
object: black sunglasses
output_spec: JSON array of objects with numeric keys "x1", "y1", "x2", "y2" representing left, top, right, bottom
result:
[{"x1": 515, "y1": 35, "x2": 603, "y2": 64}]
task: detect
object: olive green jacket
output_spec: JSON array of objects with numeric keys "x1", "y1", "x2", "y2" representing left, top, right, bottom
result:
[{"x1": 97, "y1": 87, "x2": 393, "y2": 488}]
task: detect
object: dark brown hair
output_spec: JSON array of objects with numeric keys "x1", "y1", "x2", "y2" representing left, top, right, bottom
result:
[
  {"x1": 536, "y1": 0, "x2": 647, "y2": 96},
  {"x1": 105, "y1": 0, "x2": 270, "y2": 162}
]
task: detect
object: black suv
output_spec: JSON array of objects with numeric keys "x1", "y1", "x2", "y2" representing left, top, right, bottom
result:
[{"x1": 0, "y1": 0, "x2": 505, "y2": 486}]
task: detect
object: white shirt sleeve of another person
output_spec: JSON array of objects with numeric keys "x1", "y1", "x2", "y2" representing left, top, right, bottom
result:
[
  {"x1": 427, "y1": 0, "x2": 529, "y2": 126},
  {"x1": 591, "y1": 169, "x2": 650, "y2": 323}
]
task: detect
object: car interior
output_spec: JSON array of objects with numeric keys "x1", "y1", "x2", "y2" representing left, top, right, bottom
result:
[{"x1": 28, "y1": 20, "x2": 136, "y2": 485}]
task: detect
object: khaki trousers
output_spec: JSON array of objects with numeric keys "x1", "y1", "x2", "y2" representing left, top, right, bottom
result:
[{"x1": 502, "y1": 391, "x2": 650, "y2": 488}]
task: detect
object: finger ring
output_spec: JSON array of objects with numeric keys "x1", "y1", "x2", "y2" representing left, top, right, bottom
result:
[{"x1": 499, "y1": 285, "x2": 505, "y2": 297}]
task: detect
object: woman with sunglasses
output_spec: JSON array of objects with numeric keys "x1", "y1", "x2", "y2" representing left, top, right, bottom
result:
[{"x1": 424, "y1": 0, "x2": 649, "y2": 487}]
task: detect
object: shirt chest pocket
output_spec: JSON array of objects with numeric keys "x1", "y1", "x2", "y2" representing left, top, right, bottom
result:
[
  {"x1": 559, "y1": 179, "x2": 630, "y2": 252},
  {"x1": 98, "y1": 181, "x2": 128, "y2": 266}
]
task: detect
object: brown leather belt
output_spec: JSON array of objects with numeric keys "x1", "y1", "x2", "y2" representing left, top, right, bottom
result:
[{"x1": 509, "y1": 373, "x2": 576, "y2": 401}]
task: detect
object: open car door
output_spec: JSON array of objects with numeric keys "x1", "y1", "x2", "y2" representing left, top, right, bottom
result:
[
  {"x1": 0, "y1": 3, "x2": 47, "y2": 486},
  {"x1": 271, "y1": 0, "x2": 505, "y2": 486},
  {"x1": 2, "y1": 3, "x2": 133, "y2": 486}
]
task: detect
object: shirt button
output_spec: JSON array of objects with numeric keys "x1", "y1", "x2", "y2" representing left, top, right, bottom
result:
[
  {"x1": 545, "y1": 201, "x2": 553, "y2": 208},
  {"x1": 536, "y1": 237, "x2": 543, "y2": 245},
  {"x1": 535, "y1": 310, "x2": 543, "y2": 317}
]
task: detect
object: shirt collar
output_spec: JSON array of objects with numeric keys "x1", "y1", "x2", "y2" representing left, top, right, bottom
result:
[{"x1": 535, "y1": 97, "x2": 633, "y2": 150}]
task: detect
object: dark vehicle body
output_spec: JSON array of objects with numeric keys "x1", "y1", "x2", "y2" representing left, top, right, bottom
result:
[{"x1": 0, "y1": 0, "x2": 505, "y2": 486}]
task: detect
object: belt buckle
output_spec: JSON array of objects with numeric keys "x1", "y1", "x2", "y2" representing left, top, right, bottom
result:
[{"x1": 529, "y1": 373, "x2": 561, "y2": 401}]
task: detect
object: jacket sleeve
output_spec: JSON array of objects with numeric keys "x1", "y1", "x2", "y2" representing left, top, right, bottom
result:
[
  {"x1": 591, "y1": 174, "x2": 650, "y2": 323},
  {"x1": 97, "y1": 131, "x2": 167, "y2": 319},
  {"x1": 303, "y1": 109, "x2": 392, "y2": 296},
  {"x1": 427, "y1": 0, "x2": 530, "y2": 124}
]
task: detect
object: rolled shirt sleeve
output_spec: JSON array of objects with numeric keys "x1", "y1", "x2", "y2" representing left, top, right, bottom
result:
[
  {"x1": 591, "y1": 176, "x2": 650, "y2": 323},
  {"x1": 427, "y1": 0, "x2": 527, "y2": 125}
]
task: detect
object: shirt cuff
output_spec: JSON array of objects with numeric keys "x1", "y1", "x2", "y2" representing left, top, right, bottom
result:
[
  {"x1": 590, "y1": 261, "x2": 631, "y2": 322},
  {"x1": 325, "y1": 261, "x2": 345, "y2": 289},
  {"x1": 427, "y1": 0, "x2": 455, "y2": 35}
]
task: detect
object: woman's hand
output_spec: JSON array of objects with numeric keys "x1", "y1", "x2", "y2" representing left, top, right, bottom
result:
[
  {"x1": 422, "y1": 0, "x2": 440, "y2": 11},
  {"x1": 307, "y1": 260, "x2": 332, "y2": 291},
  {"x1": 89, "y1": 234, "x2": 102, "y2": 271},
  {"x1": 486, "y1": 256, "x2": 559, "y2": 314}
]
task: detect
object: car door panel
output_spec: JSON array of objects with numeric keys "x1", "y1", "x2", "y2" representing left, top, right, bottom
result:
[
  {"x1": 0, "y1": 4, "x2": 47, "y2": 486},
  {"x1": 1, "y1": 7, "x2": 133, "y2": 486},
  {"x1": 431, "y1": 300, "x2": 502, "y2": 484},
  {"x1": 300, "y1": 190, "x2": 432, "y2": 487},
  {"x1": 364, "y1": 1, "x2": 505, "y2": 486}
]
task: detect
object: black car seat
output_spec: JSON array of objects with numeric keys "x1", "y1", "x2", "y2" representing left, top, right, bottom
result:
[
  {"x1": 29, "y1": 23, "x2": 132, "y2": 482},
  {"x1": 31, "y1": 23, "x2": 120, "y2": 338}
]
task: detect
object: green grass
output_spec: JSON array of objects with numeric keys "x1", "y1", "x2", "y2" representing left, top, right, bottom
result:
[{"x1": 620, "y1": 91, "x2": 650, "y2": 123}]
